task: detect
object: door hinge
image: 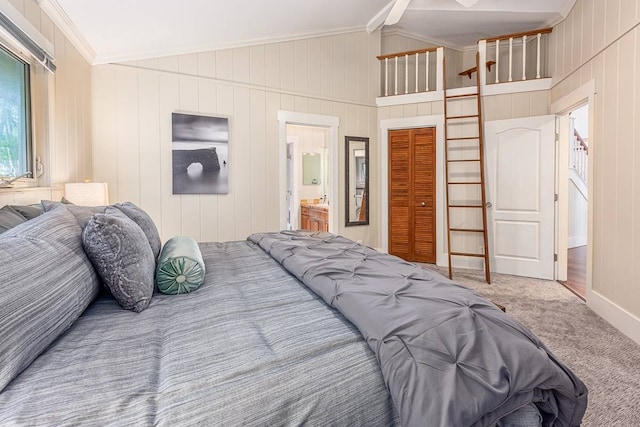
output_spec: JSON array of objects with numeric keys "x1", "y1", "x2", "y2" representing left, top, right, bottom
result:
[
  {"x1": 555, "y1": 132, "x2": 559, "y2": 142},
  {"x1": 554, "y1": 193, "x2": 558, "y2": 201},
  {"x1": 554, "y1": 253, "x2": 558, "y2": 261}
]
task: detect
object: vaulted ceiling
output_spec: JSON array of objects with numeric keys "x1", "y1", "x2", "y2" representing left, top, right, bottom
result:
[{"x1": 43, "y1": 0, "x2": 576, "y2": 64}]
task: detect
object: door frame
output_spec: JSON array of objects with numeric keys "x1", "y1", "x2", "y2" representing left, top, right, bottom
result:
[
  {"x1": 550, "y1": 80, "x2": 595, "y2": 295},
  {"x1": 278, "y1": 110, "x2": 339, "y2": 233},
  {"x1": 379, "y1": 115, "x2": 446, "y2": 266}
]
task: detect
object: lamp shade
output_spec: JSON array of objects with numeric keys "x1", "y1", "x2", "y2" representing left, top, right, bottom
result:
[{"x1": 64, "y1": 182, "x2": 109, "y2": 206}]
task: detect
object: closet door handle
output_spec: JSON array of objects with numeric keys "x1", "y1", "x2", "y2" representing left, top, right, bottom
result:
[{"x1": 421, "y1": 202, "x2": 426, "y2": 207}]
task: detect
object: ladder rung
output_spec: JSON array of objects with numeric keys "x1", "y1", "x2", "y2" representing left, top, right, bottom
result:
[
  {"x1": 447, "y1": 159, "x2": 480, "y2": 163},
  {"x1": 449, "y1": 205, "x2": 484, "y2": 208},
  {"x1": 446, "y1": 137, "x2": 479, "y2": 141},
  {"x1": 448, "y1": 182, "x2": 482, "y2": 185},
  {"x1": 450, "y1": 228, "x2": 485, "y2": 233},
  {"x1": 446, "y1": 114, "x2": 479, "y2": 120},
  {"x1": 445, "y1": 93, "x2": 478, "y2": 99},
  {"x1": 450, "y1": 252, "x2": 486, "y2": 258}
]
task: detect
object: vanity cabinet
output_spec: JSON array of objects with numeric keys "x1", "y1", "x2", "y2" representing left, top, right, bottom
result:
[{"x1": 300, "y1": 205, "x2": 328, "y2": 232}]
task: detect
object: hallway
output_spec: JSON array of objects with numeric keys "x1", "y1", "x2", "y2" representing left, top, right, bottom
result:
[{"x1": 558, "y1": 246, "x2": 586, "y2": 300}]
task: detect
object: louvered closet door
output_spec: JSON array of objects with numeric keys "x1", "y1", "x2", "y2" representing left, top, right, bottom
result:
[{"x1": 388, "y1": 128, "x2": 436, "y2": 263}]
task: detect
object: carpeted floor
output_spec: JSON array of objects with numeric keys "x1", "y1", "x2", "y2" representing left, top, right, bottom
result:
[{"x1": 420, "y1": 264, "x2": 640, "y2": 427}]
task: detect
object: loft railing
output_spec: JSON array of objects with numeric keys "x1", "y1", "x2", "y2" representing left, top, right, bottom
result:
[
  {"x1": 479, "y1": 28, "x2": 553, "y2": 85},
  {"x1": 570, "y1": 129, "x2": 588, "y2": 184},
  {"x1": 376, "y1": 47, "x2": 443, "y2": 97},
  {"x1": 377, "y1": 28, "x2": 552, "y2": 99}
]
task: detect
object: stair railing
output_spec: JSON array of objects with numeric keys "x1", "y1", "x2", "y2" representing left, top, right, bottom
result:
[
  {"x1": 479, "y1": 28, "x2": 553, "y2": 86},
  {"x1": 376, "y1": 47, "x2": 444, "y2": 97},
  {"x1": 570, "y1": 129, "x2": 588, "y2": 184},
  {"x1": 377, "y1": 28, "x2": 552, "y2": 97}
]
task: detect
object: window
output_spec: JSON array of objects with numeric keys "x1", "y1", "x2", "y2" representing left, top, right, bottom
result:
[{"x1": 0, "y1": 44, "x2": 31, "y2": 178}]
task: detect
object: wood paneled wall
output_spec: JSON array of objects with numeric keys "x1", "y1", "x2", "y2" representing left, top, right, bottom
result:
[
  {"x1": 0, "y1": 0, "x2": 92, "y2": 205},
  {"x1": 92, "y1": 30, "x2": 381, "y2": 246},
  {"x1": 550, "y1": 0, "x2": 640, "y2": 322}
]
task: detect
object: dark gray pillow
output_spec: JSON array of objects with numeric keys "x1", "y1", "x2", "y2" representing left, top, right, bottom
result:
[
  {"x1": 9, "y1": 204, "x2": 42, "y2": 220},
  {"x1": 113, "y1": 202, "x2": 161, "y2": 260},
  {"x1": 42, "y1": 200, "x2": 106, "y2": 229},
  {"x1": 82, "y1": 208, "x2": 155, "y2": 312},
  {"x1": 0, "y1": 205, "x2": 28, "y2": 234}
]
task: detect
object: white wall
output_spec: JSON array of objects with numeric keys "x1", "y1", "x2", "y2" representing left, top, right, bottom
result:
[
  {"x1": 287, "y1": 124, "x2": 328, "y2": 202},
  {"x1": 568, "y1": 175, "x2": 588, "y2": 248},
  {"x1": 92, "y1": 30, "x2": 381, "y2": 246},
  {"x1": 0, "y1": 0, "x2": 92, "y2": 207},
  {"x1": 549, "y1": 0, "x2": 640, "y2": 337}
]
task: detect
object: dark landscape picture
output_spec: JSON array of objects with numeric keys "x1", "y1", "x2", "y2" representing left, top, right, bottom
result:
[{"x1": 172, "y1": 112, "x2": 229, "y2": 194}]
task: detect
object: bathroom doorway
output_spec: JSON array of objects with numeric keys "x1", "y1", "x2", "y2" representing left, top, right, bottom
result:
[
  {"x1": 286, "y1": 125, "x2": 330, "y2": 230},
  {"x1": 277, "y1": 111, "x2": 339, "y2": 233}
]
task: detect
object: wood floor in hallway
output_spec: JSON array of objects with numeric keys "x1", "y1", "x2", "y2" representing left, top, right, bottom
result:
[{"x1": 558, "y1": 245, "x2": 586, "y2": 300}]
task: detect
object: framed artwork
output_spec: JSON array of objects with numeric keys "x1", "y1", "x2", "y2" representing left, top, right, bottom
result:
[{"x1": 171, "y1": 112, "x2": 229, "y2": 195}]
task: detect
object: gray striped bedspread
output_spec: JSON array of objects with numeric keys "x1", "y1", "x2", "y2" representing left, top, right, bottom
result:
[
  {"x1": 0, "y1": 240, "x2": 399, "y2": 426},
  {"x1": 249, "y1": 231, "x2": 588, "y2": 427}
]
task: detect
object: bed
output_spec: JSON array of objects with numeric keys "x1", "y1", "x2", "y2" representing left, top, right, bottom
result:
[{"x1": 0, "y1": 203, "x2": 587, "y2": 426}]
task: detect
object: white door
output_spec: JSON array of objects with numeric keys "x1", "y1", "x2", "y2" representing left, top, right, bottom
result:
[{"x1": 484, "y1": 115, "x2": 555, "y2": 280}]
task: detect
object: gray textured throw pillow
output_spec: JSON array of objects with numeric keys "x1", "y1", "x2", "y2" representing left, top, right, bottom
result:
[
  {"x1": 82, "y1": 208, "x2": 155, "y2": 312},
  {"x1": 113, "y1": 202, "x2": 161, "y2": 260}
]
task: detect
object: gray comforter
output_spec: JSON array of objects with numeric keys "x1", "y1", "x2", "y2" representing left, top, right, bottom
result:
[
  {"x1": 0, "y1": 240, "x2": 398, "y2": 426},
  {"x1": 249, "y1": 231, "x2": 588, "y2": 427}
]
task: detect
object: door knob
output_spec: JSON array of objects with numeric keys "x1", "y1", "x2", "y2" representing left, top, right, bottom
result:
[
  {"x1": 421, "y1": 201, "x2": 426, "y2": 207},
  {"x1": 486, "y1": 202, "x2": 492, "y2": 208}
]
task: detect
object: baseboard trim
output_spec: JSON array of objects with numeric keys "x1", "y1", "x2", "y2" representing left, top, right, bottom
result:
[{"x1": 588, "y1": 290, "x2": 640, "y2": 346}]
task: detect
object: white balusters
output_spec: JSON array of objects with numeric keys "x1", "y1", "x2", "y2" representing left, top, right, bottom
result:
[
  {"x1": 405, "y1": 54, "x2": 409, "y2": 94},
  {"x1": 425, "y1": 51, "x2": 430, "y2": 91},
  {"x1": 415, "y1": 53, "x2": 419, "y2": 92},
  {"x1": 522, "y1": 35, "x2": 527, "y2": 80},
  {"x1": 384, "y1": 58, "x2": 389, "y2": 96},
  {"x1": 377, "y1": 28, "x2": 552, "y2": 97},
  {"x1": 536, "y1": 33, "x2": 542, "y2": 79},
  {"x1": 394, "y1": 57, "x2": 398, "y2": 95},
  {"x1": 571, "y1": 130, "x2": 588, "y2": 184},
  {"x1": 495, "y1": 39, "x2": 500, "y2": 83},
  {"x1": 508, "y1": 37, "x2": 513, "y2": 82}
]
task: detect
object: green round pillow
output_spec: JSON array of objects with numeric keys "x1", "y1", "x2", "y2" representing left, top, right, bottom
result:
[{"x1": 156, "y1": 236, "x2": 205, "y2": 295}]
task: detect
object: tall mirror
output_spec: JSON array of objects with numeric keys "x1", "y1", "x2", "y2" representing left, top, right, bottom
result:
[{"x1": 345, "y1": 136, "x2": 369, "y2": 226}]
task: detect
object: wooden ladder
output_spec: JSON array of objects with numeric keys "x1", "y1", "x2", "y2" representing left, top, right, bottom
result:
[{"x1": 443, "y1": 52, "x2": 491, "y2": 284}]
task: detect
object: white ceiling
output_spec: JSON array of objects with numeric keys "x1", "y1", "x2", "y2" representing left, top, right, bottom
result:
[{"x1": 48, "y1": 0, "x2": 575, "y2": 64}]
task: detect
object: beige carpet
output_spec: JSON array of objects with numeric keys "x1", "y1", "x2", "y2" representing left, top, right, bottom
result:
[{"x1": 420, "y1": 264, "x2": 640, "y2": 427}]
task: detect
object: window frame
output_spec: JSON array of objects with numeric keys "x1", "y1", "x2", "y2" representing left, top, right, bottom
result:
[
  {"x1": 0, "y1": 27, "x2": 52, "y2": 188},
  {"x1": 0, "y1": 41, "x2": 34, "y2": 180}
]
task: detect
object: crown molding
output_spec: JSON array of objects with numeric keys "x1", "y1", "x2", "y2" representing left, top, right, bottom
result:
[{"x1": 36, "y1": 0, "x2": 95, "y2": 64}]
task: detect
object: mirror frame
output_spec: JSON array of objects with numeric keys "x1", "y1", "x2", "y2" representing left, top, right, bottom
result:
[{"x1": 345, "y1": 136, "x2": 369, "y2": 226}]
